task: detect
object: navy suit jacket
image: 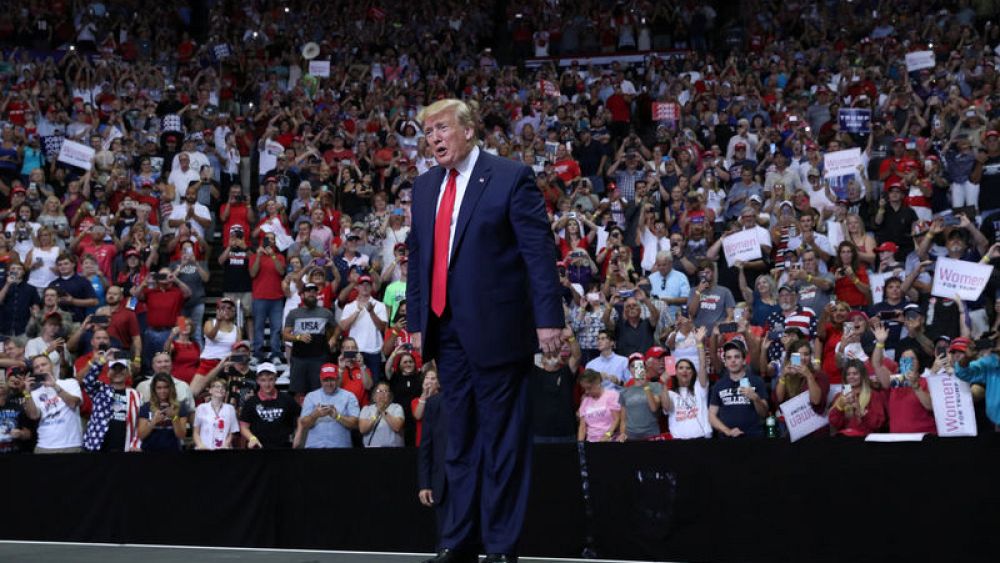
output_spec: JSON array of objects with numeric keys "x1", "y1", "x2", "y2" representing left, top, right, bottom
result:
[
  {"x1": 406, "y1": 150, "x2": 564, "y2": 369},
  {"x1": 417, "y1": 393, "x2": 447, "y2": 499}
]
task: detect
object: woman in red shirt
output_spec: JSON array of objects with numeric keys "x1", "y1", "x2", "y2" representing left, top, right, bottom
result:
[
  {"x1": 829, "y1": 359, "x2": 887, "y2": 437},
  {"x1": 872, "y1": 325, "x2": 937, "y2": 434},
  {"x1": 219, "y1": 185, "x2": 255, "y2": 248},
  {"x1": 832, "y1": 241, "x2": 871, "y2": 309},
  {"x1": 557, "y1": 218, "x2": 593, "y2": 259},
  {"x1": 817, "y1": 301, "x2": 851, "y2": 384},
  {"x1": 165, "y1": 316, "x2": 201, "y2": 384}
]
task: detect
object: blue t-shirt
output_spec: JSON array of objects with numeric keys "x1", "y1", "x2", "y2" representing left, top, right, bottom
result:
[
  {"x1": 48, "y1": 274, "x2": 98, "y2": 322},
  {"x1": 138, "y1": 402, "x2": 191, "y2": 452},
  {"x1": 301, "y1": 387, "x2": 360, "y2": 448},
  {"x1": 709, "y1": 374, "x2": 768, "y2": 437}
]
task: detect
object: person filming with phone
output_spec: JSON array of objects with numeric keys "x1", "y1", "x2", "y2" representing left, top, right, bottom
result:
[{"x1": 708, "y1": 341, "x2": 768, "y2": 438}]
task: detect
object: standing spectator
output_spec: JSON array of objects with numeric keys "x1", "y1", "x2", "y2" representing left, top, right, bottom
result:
[
  {"x1": 661, "y1": 330, "x2": 712, "y2": 439},
  {"x1": 283, "y1": 283, "x2": 336, "y2": 397},
  {"x1": 47, "y1": 254, "x2": 98, "y2": 323},
  {"x1": 140, "y1": 267, "x2": 192, "y2": 370},
  {"x1": 25, "y1": 313, "x2": 68, "y2": 380},
  {"x1": 239, "y1": 363, "x2": 299, "y2": 449},
  {"x1": 708, "y1": 341, "x2": 769, "y2": 438},
  {"x1": 359, "y1": 382, "x2": 405, "y2": 448},
  {"x1": 583, "y1": 329, "x2": 630, "y2": 389},
  {"x1": 951, "y1": 338, "x2": 1000, "y2": 430},
  {"x1": 338, "y1": 275, "x2": 388, "y2": 382},
  {"x1": 168, "y1": 184, "x2": 213, "y2": 240},
  {"x1": 136, "y1": 352, "x2": 197, "y2": 415},
  {"x1": 218, "y1": 224, "x2": 254, "y2": 337},
  {"x1": 297, "y1": 363, "x2": 360, "y2": 449},
  {"x1": 22, "y1": 355, "x2": 83, "y2": 453},
  {"x1": 689, "y1": 261, "x2": 736, "y2": 329},
  {"x1": 249, "y1": 232, "x2": 286, "y2": 364},
  {"x1": 829, "y1": 359, "x2": 887, "y2": 437},
  {"x1": 577, "y1": 369, "x2": 622, "y2": 442},
  {"x1": 0, "y1": 380, "x2": 34, "y2": 453},
  {"x1": 647, "y1": 252, "x2": 690, "y2": 321},
  {"x1": 79, "y1": 355, "x2": 143, "y2": 452},
  {"x1": 0, "y1": 263, "x2": 41, "y2": 337},
  {"x1": 530, "y1": 327, "x2": 581, "y2": 444},
  {"x1": 103, "y1": 285, "x2": 142, "y2": 359},
  {"x1": 417, "y1": 383, "x2": 448, "y2": 547},
  {"x1": 136, "y1": 373, "x2": 190, "y2": 452},
  {"x1": 193, "y1": 377, "x2": 240, "y2": 450}
]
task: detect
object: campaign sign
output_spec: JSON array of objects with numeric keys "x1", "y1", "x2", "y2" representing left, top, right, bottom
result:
[
  {"x1": 652, "y1": 102, "x2": 680, "y2": 122},
  {"x1": 779, "y1": 391, "x2": 829, "y2": 442},
  {"x1": 823, "y1": 148, "x2": 862, "y2": 179},
  {"x1": 926, "y1": 374, "x2": 977, "y2": 437},
  {"x1": 308, "y1": 60, "x2": 331, "y2": 78},
  {"x1": 905, "y1": 50, "x2": 935, "y2": 72},
  {"x1": 722, "y1": 228, "x2": 763, "y2": 265},
  {"x1": 930, "y1": 257, "x2": 992, "y2": 301},
  {"x1": 57, "y1": 139, "x2": 95, "y2": 170},
  {"x1": 838, "y1": 108, "x2": 871, "y2": 134}
]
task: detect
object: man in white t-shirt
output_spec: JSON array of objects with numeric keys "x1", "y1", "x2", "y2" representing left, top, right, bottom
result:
[
  {"x1": 167, "y1": 184, "x2": 213, "y2": 239},
  {"x1": 338, "y1": 275, "x2": 388, "y2": 382},
  {"x1": 22, "y1": 355, "x2": 83, "y2": 453},
  {"x1": 167, "y1": 152, "x2": 201, "y2": 202}
]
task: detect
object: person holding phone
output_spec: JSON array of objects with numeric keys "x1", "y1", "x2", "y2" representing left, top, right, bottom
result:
[
  {"x1": 708, "y1": 341, "x2": 769, "y2": 438},
  {"x1": 249, "y1": 233, "x2": 286, "y2": 364},
  {"x1": 774, "y1": 339, "x2": 829, "y2": 435},
  {"x1": 79, "y1": 353, "x2": 143, "y2": 452},
  {"x1": 359, "y1": 382, "x2": 405, "y2": 448},
  {"x1": 22, "y1": 355, "x2": 83, "y2": 453},
  {"x1": 295, "y1": 363, "x2": 359, "y2": 449},
  {"x1": 0, "y1": 262, "x2": 41, "y2": 337},
  {"x1": 337, "y1": 337, "x2": 374, "y2": 409},
  {"x1": 829, "y1": 359, "x2": 887, "y2": 437},
  {"x1": 136, "y1": 372, "x2": 190, "y2": 451},
  {"x1": 871, "y1": 325, "x2": 936, "y2": 434}
]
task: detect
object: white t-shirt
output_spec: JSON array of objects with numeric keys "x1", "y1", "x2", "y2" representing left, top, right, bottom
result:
[
  {"x1": 340, "y1": 299, "x2": 388, "y2": 353},
  {"x1": 194, "y1": 402, "x2": 239, "y2": 450},
  {"x1": 665, "y1": 383, "x2": 711, "y2": 439},
  {"x1": 25, "y1": 338, "x2": 63, "y2": 380},
  {"x1": 31, "y1": 379, "x2": 83, "y2": 449},
  {"x1": 168, "y1": 203, "x2": 212, "y2": 238}
]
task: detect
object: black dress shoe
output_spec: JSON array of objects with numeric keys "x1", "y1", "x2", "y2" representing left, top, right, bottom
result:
[
  {"x1": 482, "y1": 555, "x2": 518, "y2": 563},
  {"x1": 422, "y1": 548, "x2": 478, "y2": 563}
]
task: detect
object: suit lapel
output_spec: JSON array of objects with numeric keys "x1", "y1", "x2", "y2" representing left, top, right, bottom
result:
[{"x1": 451, "y1": 152, "x2": 493, "y2": 263}]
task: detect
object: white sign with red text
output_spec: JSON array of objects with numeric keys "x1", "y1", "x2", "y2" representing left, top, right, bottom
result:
[
  {"x1": 779, "y1": 391, "x2": 829, "y2": 442},
  {"x1": 823, "y1": 148, "x2": 862, "y2": 179},
  {"x1": 722, "y1": 228, "x2": 763, "y2": 265},
  {"x1": 930, "y1": 257, "x2": 992, "y2": 301},
  {"x1": 926, "y1": 374, "x2": 978, "y2": 437},
  {"x1": 57, "y1": 139, "x2": 95, "y2": 170},
  {"x1": 905, "y1": 51, "x2": 936, "y2": 72}
]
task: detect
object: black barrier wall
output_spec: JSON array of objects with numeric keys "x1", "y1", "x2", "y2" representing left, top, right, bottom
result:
[{"x1": 1, "y1": 439, "x2": 997, "y2": 562}]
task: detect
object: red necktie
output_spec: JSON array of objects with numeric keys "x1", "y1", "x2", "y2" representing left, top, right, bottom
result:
[{"x1": 432, "y1": 168, "x2": 459, "y2": 317}]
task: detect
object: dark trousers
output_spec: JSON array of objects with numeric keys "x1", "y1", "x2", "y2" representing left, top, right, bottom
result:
[{"x1": 429, "y1": 311, "x2": 533, "y2": 555}]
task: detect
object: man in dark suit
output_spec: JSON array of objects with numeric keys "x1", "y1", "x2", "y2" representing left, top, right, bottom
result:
[
  {"x1": 417, "y1": 391, "x2": 447, "y2": 544},
  {"x1": 407, "y1": 99, "x2": 564, "y2": 563}
]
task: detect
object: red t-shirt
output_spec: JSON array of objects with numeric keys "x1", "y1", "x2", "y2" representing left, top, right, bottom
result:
[
  {"x1": 834, "y1": 266, "x2": 870, "y2": 308},
  {"x1": 107, "y1": 305, "x2": 141, "y2": 351},
  {"x1": 340, "y1": 364, "x2": 370, "y2": 408},
  {"x1": 821, "y1": 324, "x2": 844, "y2": 384},
  {"x1": 250, "y1": 253, "x2": 285, "y2": 299},
  {"x1": 170, "y1": 340, "x2": 202, "y2": 384},
  {"x1": 144, "y1": 286, "x2": 186, "y2": 329},
  {"x1": 553, "y1": 158, "x2": 581, "y2": 183},
  {"x1": 221, "y1": 202, "x2": 251, "y2": 247},
  {"x1": 76, "y1": 238, "x2": 117, "y2": 279},
  {"x1": 411, "y1": 397, "x2": 424, "y2": 446},
  {"x1": 887, "y1": 379, "x2": 936, "y2": 434}
]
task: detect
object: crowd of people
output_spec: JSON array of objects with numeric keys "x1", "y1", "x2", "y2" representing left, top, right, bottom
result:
[{"x1": 2, "y1": 0, "x2": 1000, "y2": 454}]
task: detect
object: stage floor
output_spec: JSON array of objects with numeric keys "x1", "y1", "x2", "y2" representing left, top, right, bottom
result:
[{"x1": 0, "y1": 542, "x2": 666, "y2": 563}]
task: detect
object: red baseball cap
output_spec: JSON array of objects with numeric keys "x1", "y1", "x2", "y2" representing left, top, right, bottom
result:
[
  {"x1": 986, "y1": 130, "x2": 1000, "y2": 139},
  {"x1": 949, "y1": 337, "x2": 971, "y2": 353},
  {"x1": 320, "y1": 363, "x2": 339, "y2": 380},
  {"x1": 357, "y1": 275, "x2": 373, "y2": 284},
  {"x1": 644, "y1": 346, "x2": 667, "y2": 360},
  {"x1": 875, "y1": 242, "x2": 898, "y2": 253}
]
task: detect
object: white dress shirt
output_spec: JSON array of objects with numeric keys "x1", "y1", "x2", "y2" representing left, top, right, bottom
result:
[{"x1": 434, "y1": 146, "x2": 481, "y2": 264}]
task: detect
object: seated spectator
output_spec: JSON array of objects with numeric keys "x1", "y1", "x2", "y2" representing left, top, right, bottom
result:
[{"x1": 193, "y1": 377, "x2": 241, "y2": 451}]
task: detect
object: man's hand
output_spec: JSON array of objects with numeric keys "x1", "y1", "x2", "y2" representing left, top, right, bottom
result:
[
  {"x1": 537, "y1": 328, "x2": 562, "y2": 355},
  {"x1": 418, "y1": 489, "x2": 435, "y2": 507},
  {"x1": 726, "y1": 427, "x2": 744, "y2": 438}
]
